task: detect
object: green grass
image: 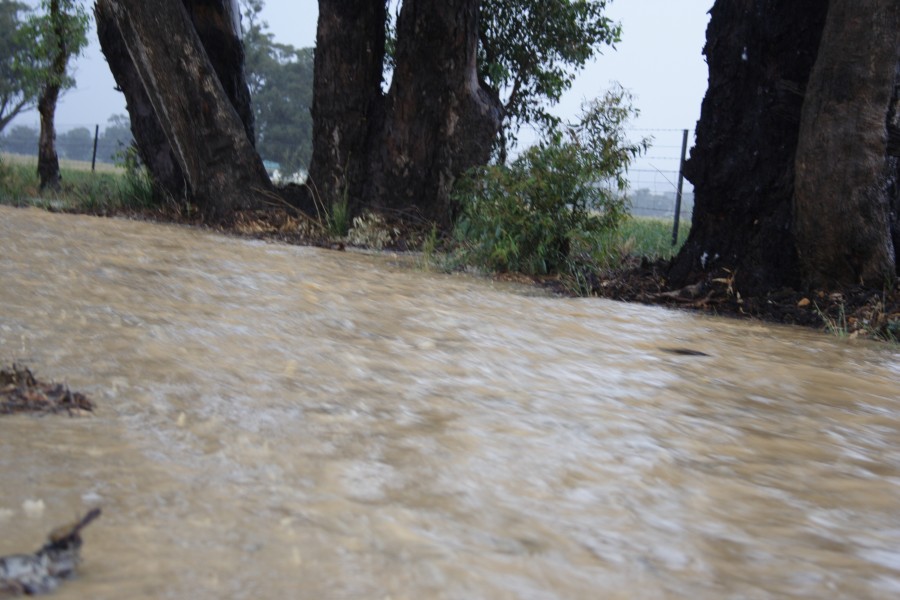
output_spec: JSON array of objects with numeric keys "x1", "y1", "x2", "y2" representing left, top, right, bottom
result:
[
  {"x1": 0, "y1": 154, "x2": 155, "y2": 213},
  {"x1": 615, "y1": 216, "x2": 690, "y2": 261}
]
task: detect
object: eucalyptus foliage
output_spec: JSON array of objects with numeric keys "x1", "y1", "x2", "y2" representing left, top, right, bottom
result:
[
  {"x1": 0, "y1": 1, "x2": 41, "y2": 132},
  {"x1": 479, "y1": 0, "x2": 621, "y2": 161},
  {"x1": 19, "y1": 0, "x2": 90, "y2": 92}
]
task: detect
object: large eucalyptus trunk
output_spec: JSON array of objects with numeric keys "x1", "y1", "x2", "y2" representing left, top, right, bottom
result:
[
  {"x1": 308, "y1": 0, "x2": 387, "y2": 215},
  {"x1": 672, "y1": 0, "x2": 900, "y2": 293},
  {"x1": 95, "y1": 4, "x2": 184, "y2": 198},
  {"x1": 367, "y1": 0, "x2": 502, "y2": 225},
  {"x1": 668, "y1": 0, "x2": 829, "y2": 293},
  {"x1": 309, "y1": 0, "x2": 502, "y2": 226},
  {"x1": 793, "y1": 0, "x2": 900, "y2": 287},
  {"x1": 95, "y1": 0, "x2": 268, "y2": 221}
]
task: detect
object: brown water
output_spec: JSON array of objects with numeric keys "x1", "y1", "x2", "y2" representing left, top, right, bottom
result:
[{"x1": 1, "y1": 205, "x2": 898, "y2": 599}]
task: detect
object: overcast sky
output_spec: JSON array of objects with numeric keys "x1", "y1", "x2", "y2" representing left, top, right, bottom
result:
[{"x1": 12, "y1": 0, "x2": 713, "y2": 183}]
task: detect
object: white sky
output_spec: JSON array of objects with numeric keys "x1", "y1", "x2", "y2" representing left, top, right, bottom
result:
[{"x1": 12, "y1": 0, "x2": 713, "y2": 185}]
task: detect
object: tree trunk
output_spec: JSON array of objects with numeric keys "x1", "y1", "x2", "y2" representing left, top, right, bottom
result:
[
  {"x1": 37, "y1": 85, "x2": 62, "y2": 191},
  {"x1": 182, "y1": 0, "x2": 256, "y2": 146},
  {"x1": 308, "y1": 0, "x2": 387, "y2": 214},
  {"x1": 95, "y1": 3, "x2": 185, "y2": 198},
  {"x1": 309, "y1": 0, "x2": 502, "y2": 226},
  {"x1": 37, "y1": 0, "x2": 67, "y2": 191},
  {"x1": 793, "y1": 0, "x2": 900, "y2": 287},
  {"x1": 668, "y1": 1, "x2": 829, "y2": 293},
  {"x1": 95, "y1": 0, "x2": 269, "y2": 221},
  {"x1": 368, "y1": 0, "x2": 503, "y2": 225}
]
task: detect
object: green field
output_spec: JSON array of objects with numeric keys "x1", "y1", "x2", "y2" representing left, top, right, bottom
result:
[
  {"x1": 1, "y1": 152, "x2": 122, "y2": 174},
  {"x1": 616, "y1": 215, "x2": 690, "y2": 260},
  {"x1": 0, "y1": 153, "x2": 151, "y2": 212}
]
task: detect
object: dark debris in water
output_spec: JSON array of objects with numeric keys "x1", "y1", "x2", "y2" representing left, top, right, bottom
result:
[
  {"x1": 0, "y1": 364, "x2": 93, "y2": 416},
  {"x1": 0, "y1": 508, "x2": 101, "y2": 595}
]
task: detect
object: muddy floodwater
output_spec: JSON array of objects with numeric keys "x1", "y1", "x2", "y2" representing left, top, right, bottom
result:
[{"x1": 1, "y1": 206, "x2": 899, "y2": 599}]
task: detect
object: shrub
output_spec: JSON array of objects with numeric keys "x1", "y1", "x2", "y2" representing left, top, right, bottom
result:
[{"x1": 452, "y1": 84, "x2": 648, "y2": 280}]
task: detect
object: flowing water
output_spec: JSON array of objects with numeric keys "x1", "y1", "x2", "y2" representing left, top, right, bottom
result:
[{"x1": 1, "y1": 205, "x2": 898, "y2": 599}]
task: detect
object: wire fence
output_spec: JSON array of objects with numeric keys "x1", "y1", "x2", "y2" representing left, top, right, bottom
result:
[{"x1": 626, "y1": 128, "x2": 694, "y2": 220}]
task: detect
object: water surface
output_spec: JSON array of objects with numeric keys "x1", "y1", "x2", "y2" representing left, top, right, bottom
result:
[{"x1": 1, "y1": 206, "x2": 898, "y2": 599}]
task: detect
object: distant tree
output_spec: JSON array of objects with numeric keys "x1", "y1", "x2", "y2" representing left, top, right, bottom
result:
[
  {"x1": 56, "y1": 125, "x2": 92, "y2": 161},
  {"x1": 19, "y1": 0, "x2": 90, "y2": 189},
  {"x1": 241, "y1": 0, "x2": 314, "y2": 175},
  {"x1": 0, "y1": 1, "x2": 42, "y2": 133},
  {"x1": 0, "y1": 124, "x2": 39, "y2": 155}
]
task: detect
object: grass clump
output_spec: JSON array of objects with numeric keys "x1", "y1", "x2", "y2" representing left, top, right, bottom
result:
[
  {"x1": 452, "y1": 85, "x2": 649, "y2": 293},
  {"x1": 0, "y1": 155, "x2": 38, "y2": 205}
]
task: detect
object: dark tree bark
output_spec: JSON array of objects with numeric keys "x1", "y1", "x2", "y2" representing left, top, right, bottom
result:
[
  {"x1": 96, "y1": 3, "x2": 185, "y2": 198},
  {"x1": 368, "y1": 0, "x2": 503, "y2": 225},
  {"x1": 95, "y1": 0, "x2": 268, "y2": 221},
  {"x1": 309, "y1": 0, "x2": 502, "y2": 226},
  {"x1": 37, "y1": 0, "x2": 68, "y2": 191},
  {"x1": 308, "y1": 0, "x2": 387, "y2": 214},
  {"x1": 37, "y1": 85, "x2": 62, "y2": 191},
  {"x1": 793, "y1": 0, "x2": 900, "y2": 287},
  {"x1": 182, "y1": 0, "x2": 256, "y2": 145},
  {"x1": 669, "y1": 1, "x2": 829, "y2": 293},
  {"x1": 889, "y1": 63, "x2": 900, "y2": 264}
]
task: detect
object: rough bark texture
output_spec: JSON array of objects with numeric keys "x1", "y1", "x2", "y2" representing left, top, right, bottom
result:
[
  {"x1": 96, "y1": 3, "x2": 185, "y2": 198},
  {"x1": 308, "y1": 0, "x2": 386, "y2": 214},
  {"x1": 794, "y1": 0, "x2": 900, "y2": 287},
  {"x1": 669, "y1": 1, "x2": 829, "y2": 293},
  {"x1": 37, "y1": 0, "x2": 67, "y2": 191},
  {"x1": 95, "y1": 0, "x2": 268, "y2": 220},
  {"x1": 369, "y1": 0, "x2": 502, "y2": 225},
  {"x1": 309, "y1": 0, "x2": 502, "y2": 226},
  {"x1": 183, "y1": 0, "x2": 256, "y2": 145},
  {"x1": 889, "y1": 63, "x2": 900, "y2": 264}
]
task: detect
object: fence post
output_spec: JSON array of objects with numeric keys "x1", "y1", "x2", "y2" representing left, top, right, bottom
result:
[
  {"x1": 91, "y1": 125, "x2": 99, "y2": 172},
  {"x1": 671, "y1": 128, "x2": 689, "y2": 246}
]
